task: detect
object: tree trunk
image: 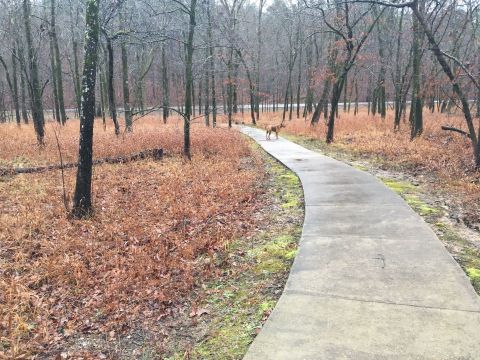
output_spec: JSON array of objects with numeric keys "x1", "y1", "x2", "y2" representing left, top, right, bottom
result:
[
  {"x1": 99, "y1": 68, "x2": 107, "y2": 130},
  {"x1": 233, "y1": 53, "x2": 238, "y2": 114},
  {"x1": 161, "y1": 45, "x2": 169, "y2": 123},
  {"x1": 72, "y1": 40, "x2": 82, "y2": 116},
  {"x1": 120, "y1": 12, "x2": 132, "y2": 132},
  {"x1": 71, "y1": 0, "x2": 100, "y2": 218},
  {"x1": 374, "y1": 6, "x2": 387, "y2": 119},
  {"x1": 51, "y1": 0, "x2": 67, "y2": 124},
  {"x1": 204, "y1": 48, "x2": 210, "y2": 126},
  {"x1": 17, "y1": 42, "x2": 29, "y2": 124},
  {"x1": 326, "y1": 74, "x2": 346, "y2": 143},
  {"x1": 227, "y1": 53, "x2": 233, "y2": 128},
  {"x1": 304, "y1": 39, "x2": 314, "y2": 117},
  {"x1": 106, "y1": 36, "x2": 120, "y2": 135},
  {"x1": 11, "y1": 47, "x2": 21, "y2": 125},
  {"x1": 184, "y1": 0, "x2": 197, "y2": 159},
  {"x1": 393, "y1": 9, "x2": 404, "y2": 130},
  {"x1": 255, "y1": 0, "x2": 265, "y2": 122},
  {"x1": 206, "y1": 0, "x2": 216, "y2": 127},
  {"x1": 296, "y1": 41, "x2": 302, "y2": 118},
  {"x1": 23, "y1": 0, "x2": 45, "y2": 145},
  {"x1": 198, "y1": 77, "x2": 202, "y2": 115},
  {"x1": 48, "y1": 32, "x2": 60, "y2": 123},
  {"x1": 410, "y1": 0, "x2": 424, "y2": 139}
]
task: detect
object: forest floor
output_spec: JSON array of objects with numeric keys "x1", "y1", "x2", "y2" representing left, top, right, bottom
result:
[
  {"x1": 0, "y1": 117, "x2": 304, "y2": 358},
  {"x1": 252, "y1": 109, "x2": 480, "y2": 293}
]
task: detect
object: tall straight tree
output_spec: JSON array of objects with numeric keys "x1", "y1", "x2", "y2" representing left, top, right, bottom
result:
[
  {"x1": 11, "y1": 47, "x2": 21, "y2": 125},
  {"x1": 105, "y1": 34, "x2": 120, "y2": 135},
  {"x1": 71, "y1": 0, "x2": 100, "y2": 218},
  {"x1": 16, "y1": 41, "x2": 29, "y2": 124},
  {"x1": 23, "y1": 0, "x2": 45, "y2": 144},
  {"x1": 206, "y1": 0, "x2": 217, "y2": 127},
  {"x1": 184, "y1": 0, "x2": 197, "y2": 159},
  {"x1": 161, "y1": 44, "x2": 169, "y2": 123},
  {"x1": 410, "y1": 0, "x2": 424, "y2": 139},
  {"x1": 50, "y1": 0, "x2": 67, "y2": 124},
  {"x1": 255, "y1": 0, "x2": 266, "y2": 122},
  {"x1": 120, "y1": 10, "x2": 132, "y2": 132}
]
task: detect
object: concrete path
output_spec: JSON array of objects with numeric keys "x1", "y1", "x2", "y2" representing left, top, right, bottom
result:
[{"x1": 241, "y1": 126, "x2": 480, "y2": 360}]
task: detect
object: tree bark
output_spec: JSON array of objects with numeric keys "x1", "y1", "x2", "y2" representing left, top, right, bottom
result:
[
  {"x1": 204, "y1": 48, "x2": 210, "y2": 126},
  {"x1": 23, "y1": 0, "x2": 45, "y2": 145},
  {"x1": 410, "y1": 0, "x2": 424, "y2": 139},
  {"x1": 120, "y1": 12, "x2": 132, "y2": 132},
  {"x1": 51, "y1": 0, "x2": 67, "y2": 124},
  {"x1": 255, "y1": 0, "x2": 265, "y2": 122},
  {"x1": 184, "y1": 0, "x2": 197, "y2": 159},
  {"x1": 206, "y1": 0, "x2": 216, "y2": 127},
  {"x1": 16, "y1": 42, "x2": 29, "y2": 124},
  {"x1": 11, "y1": 47, "x2": 21, "y2": 125},
  {"x1": 106, "y1": 36, "x2": 120, "y2": 135},
  {"x1": 48, "y1": 31, "x2": 61, "y2": 123},
  {"x1": 161, "y1": 45, "x2": 169, "y2": 123},
  {"x1": 71, "y1": 0, "x2": 100, "y2": 218}
]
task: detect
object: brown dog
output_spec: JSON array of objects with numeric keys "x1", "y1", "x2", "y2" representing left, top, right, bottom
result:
[{"x1": 265, "y1": 123, "x2": 286, "y2": 140}]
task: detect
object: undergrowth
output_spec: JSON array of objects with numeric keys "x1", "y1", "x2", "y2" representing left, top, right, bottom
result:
[
  {"x1": 0, "y1": 118, "x2": 267, "y2": 357},
  {"x1": 167, "y1": 144, "x2": 304, "y2": 359}
]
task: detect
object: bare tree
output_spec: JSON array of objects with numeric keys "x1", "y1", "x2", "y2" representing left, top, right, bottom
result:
[{"x1": 71, "y1": 0, "x2": 100, "y2": 218}]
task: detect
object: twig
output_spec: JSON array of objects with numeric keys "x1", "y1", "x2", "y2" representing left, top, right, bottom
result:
[{"x1": 51, "y1": 124, "x2": 69, "y2": 211}]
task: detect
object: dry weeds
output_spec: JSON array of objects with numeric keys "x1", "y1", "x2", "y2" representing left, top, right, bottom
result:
[{"x1": 0, "y1": 117, "x2": 264, "y2": 357}]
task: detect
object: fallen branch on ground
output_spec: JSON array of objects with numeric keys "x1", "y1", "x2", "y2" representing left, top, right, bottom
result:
[
  {"x1": 0, "y1": 148, "x2": 163, "y2": 177},
  {"x1": 440, "y1": 126, "x2": 471, "y2": 139}
]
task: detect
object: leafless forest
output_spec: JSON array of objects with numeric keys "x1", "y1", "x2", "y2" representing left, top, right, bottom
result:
[{"x1": 1, "y1": 0, "x2": 480, "y2": 357}]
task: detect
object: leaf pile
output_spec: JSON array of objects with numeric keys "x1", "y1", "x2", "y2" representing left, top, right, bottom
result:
[{"x1": 0, "y1": 118, "x2": 265, "y2": 357}]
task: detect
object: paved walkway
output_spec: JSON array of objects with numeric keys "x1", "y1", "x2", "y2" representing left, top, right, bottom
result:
[{"x1": 241, "y1": 126, "x2": 480, "y2": 360}]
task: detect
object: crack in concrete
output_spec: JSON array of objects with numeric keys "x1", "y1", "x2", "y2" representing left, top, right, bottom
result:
[{"x1": 284, "y1": 288, "x2": 480, "y2": 314}]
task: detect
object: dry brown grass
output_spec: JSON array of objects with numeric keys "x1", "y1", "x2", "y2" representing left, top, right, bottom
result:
[
  {"x1": 256, "y1": 109, "x2": 480, "y2": 223},
  {"x1": 0, "y1": 115, "x2": 233, "y2": 168},
  {"x1": 0, "y1": 116, "x2": 264, "y2": 357}
]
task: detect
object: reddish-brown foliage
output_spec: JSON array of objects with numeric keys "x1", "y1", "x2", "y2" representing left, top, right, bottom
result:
[
  {"x1": 0, "y1": 117, "x2": 264, "y2": 357},
  {"x1": 258, "y1": 109, "x2": 480, "y2": 222}
]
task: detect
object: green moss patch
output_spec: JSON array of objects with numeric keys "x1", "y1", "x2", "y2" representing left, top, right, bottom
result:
[
  {"x1": 378, "y1": 177, "x2": 441, "y2": 217},
  {"x1": 167, "y1": 141, "x2": 304, "y2": 359},
  {"x1": 380, "y1": 178, "x2": 417, "y2": 194}
]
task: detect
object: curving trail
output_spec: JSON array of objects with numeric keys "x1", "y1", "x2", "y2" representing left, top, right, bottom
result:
[{"x1": 241, "y1": 126, "x2": 480, "y2": 360}]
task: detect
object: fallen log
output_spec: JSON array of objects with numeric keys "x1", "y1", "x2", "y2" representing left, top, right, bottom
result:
[
  {"x1": 0, "y1": 148, "x2": 163, "y2": 177},
  {"x1": 440, "y1": 125, "x2": 471, "y2": 139}
]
